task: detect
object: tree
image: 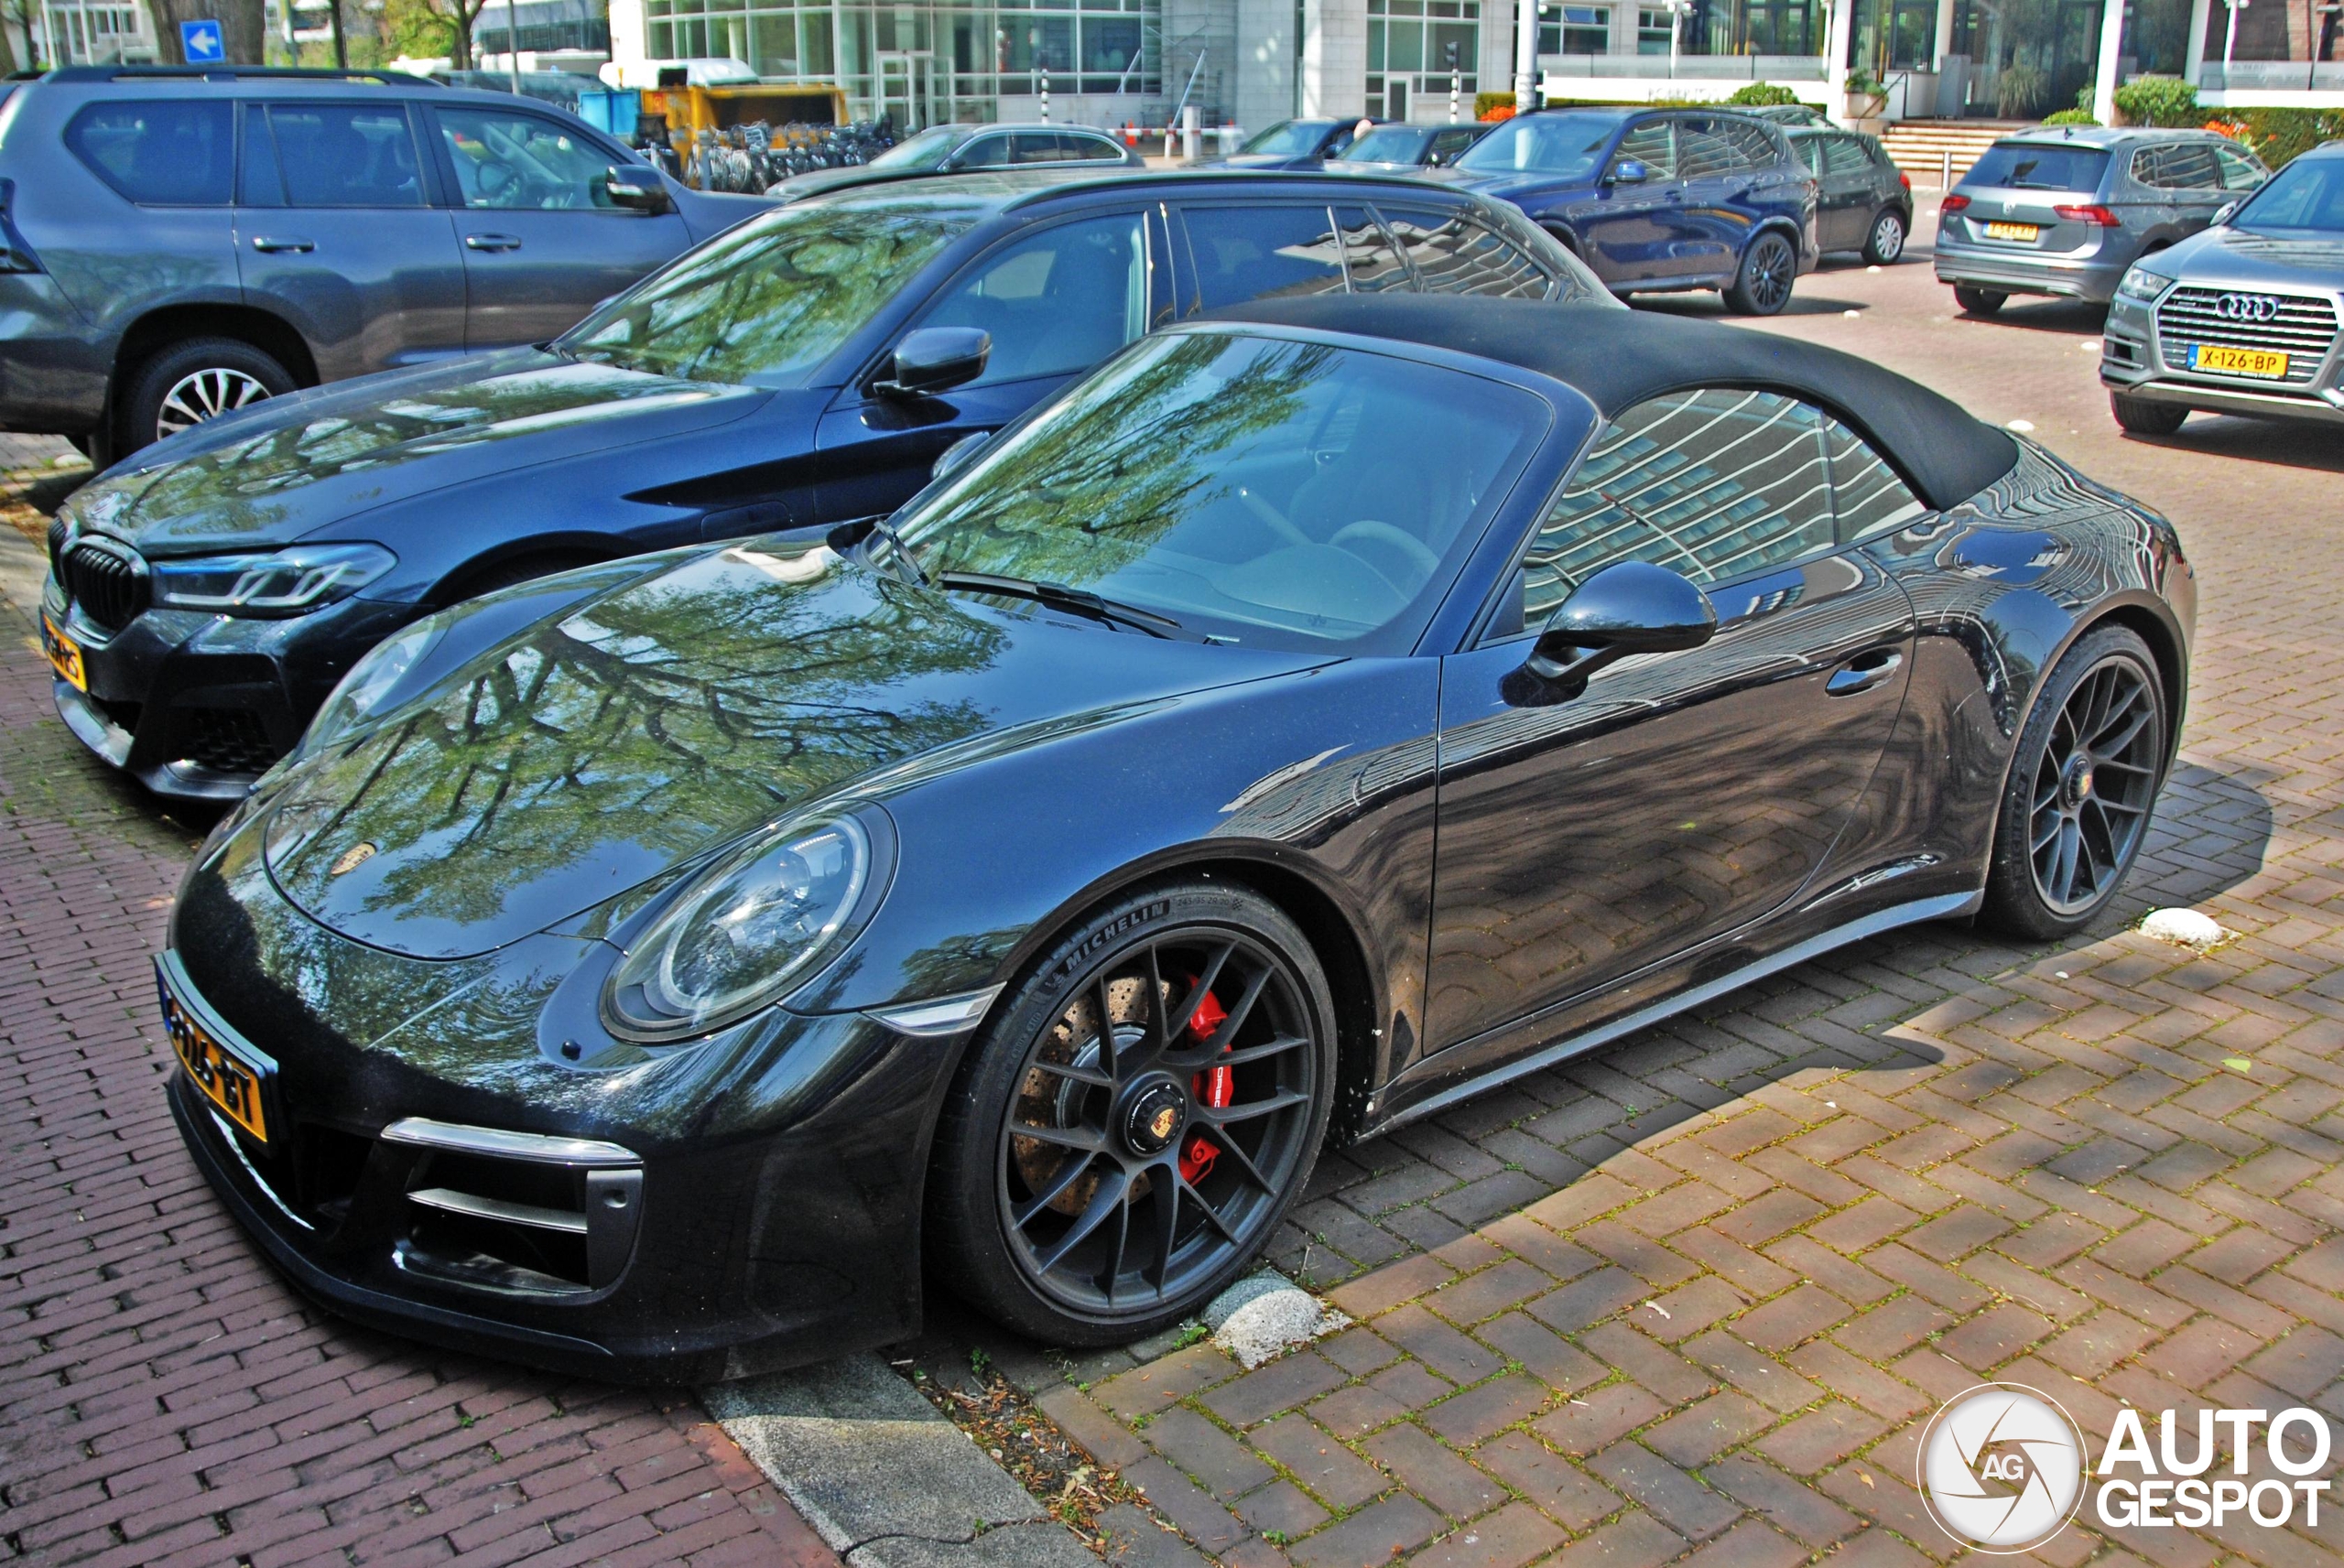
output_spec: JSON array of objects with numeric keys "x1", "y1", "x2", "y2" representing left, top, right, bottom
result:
[{"x1": 429, "y1": 0, "x2": 492, "y2": 67}]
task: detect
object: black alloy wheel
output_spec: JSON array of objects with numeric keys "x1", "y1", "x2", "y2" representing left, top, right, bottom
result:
[
  {"x1": 1981, "y1": 625, "x2": 2166, "y2": 939},
  {"x1": 930, "y1": 883, "x2": 1334, "y2": 1344},
  {"x1": 1725, "y1": 232, "x2": 1797, "y2": 316}
]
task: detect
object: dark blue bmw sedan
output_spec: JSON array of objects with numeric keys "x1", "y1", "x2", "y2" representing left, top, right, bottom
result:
[
  {"x1": 1447, "y1": 105, "x2": 1820, "y2": 313},
  {"x1": 39, "y1": 168, "x2": 1609, "y2": 801}
]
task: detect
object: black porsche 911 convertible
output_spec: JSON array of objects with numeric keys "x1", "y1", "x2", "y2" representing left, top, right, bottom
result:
[{"x1": 163, "y1": 296, "x2": 2192, "y2": 1381}]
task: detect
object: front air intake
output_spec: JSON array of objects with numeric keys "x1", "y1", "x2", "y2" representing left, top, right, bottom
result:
[{"x1": 380, "y1": 1119, "x2": 643, "y2": 1296}]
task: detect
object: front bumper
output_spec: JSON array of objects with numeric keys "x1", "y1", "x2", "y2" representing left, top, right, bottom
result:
[
  {"x1": 165, "y1": 906, "x2": 948, "y2": 1383},
  {"x1": 44, "y1": 576, "x2": 414, "y2": 801},
  {"x1": 1935, "y1": 240, "x2": 2125, "y2": 303},
  {"x1": 2100, "y1": 288, "x2": 2344, "y2": 426}
]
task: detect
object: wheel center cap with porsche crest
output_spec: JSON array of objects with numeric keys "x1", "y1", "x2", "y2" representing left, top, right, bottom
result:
[{"x1": 1122, "y1": 1079, "x2": 1189, "y2": 1156}]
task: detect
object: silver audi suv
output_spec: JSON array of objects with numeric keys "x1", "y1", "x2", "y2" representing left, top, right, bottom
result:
[{"x1": 2100, "y1": 140, "x2": 2344, "y2": 435}]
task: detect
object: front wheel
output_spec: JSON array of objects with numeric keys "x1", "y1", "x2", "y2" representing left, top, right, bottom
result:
[
  {"x1": 928, "y1": 882, "x2": 1335, "y2": 1345},
  {"x1": 1723, "y1": 232, "x2": 1797, "y2": 316},
  {"x1": 2111, "y1": 392, "x2": 2189, "y2": 436},
  {"x1": 1863, "y1": 208, "x2": 1908, "y2": 265},
  {"x1": 1979, "y1": 624, "x2": 2167, "y2": 941},
  {"x1": 1954, "y1": 286, "x2": 2007, "y2": 316}
]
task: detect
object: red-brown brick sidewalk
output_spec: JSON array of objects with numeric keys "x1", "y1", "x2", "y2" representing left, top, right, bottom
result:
[{"x1": 0, "y1": 535, "x2": 841, "y2": 1568}]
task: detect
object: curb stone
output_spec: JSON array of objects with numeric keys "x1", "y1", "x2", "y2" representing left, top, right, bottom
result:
[{"x1": 707, "y1": 1352, "x2": 1102, "y2": 1568}]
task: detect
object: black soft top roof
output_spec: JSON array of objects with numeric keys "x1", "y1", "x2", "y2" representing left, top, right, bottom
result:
[{"x1": 1205, "y1": 294, "x2": 2017, "y2": 511}]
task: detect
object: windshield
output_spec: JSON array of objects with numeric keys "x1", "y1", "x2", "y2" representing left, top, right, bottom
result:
[
  {"x1": 2233, "y1": 155, "x2": 2344, "y2": 235},
  {"x1": 1964, "y1": 143, "x2": 2110, "y2": 191},
  {"x1": 1456, "y1": 113, "x2": 1622, "y2": 178},
  {"x1": 894, "y1": 330, "x2": 1547, "y2": 654},
  {"x1": 1335, "y1": 125, "x2": 1429, "y2": 163},
  {"x1": 868, "y1": 124, "x2": 967, "y2": 170},
  {"x1": 1241, "y1": 120, "x2": 1331, "y2": 157},
  {"x1": 558, "y1": 204, "x2": 971, "y2": 387}
]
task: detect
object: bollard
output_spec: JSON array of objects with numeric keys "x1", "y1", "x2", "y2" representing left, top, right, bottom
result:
[
  {"x1": 1450, "y1": 69, "x2": 1460, "y2": 123},
  {"x1": 1182, "y1": 104, "x2": 1199, "y2": 162},
  {"x1": 1941, "y1": 148, "x2": 1952, "y2": 189},
  {"x1": 1040, "y1": 71, "x2": 1050, "y2": 122}
]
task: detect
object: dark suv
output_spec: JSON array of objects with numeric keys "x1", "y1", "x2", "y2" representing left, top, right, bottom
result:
[
  {"x1": 1446, "y1": 105, "x2": 1818, "y2": 313},
  {"x1": 0, "y1": 66, "x2": 763, "y2": 462},
  {"x1": 41, "y1": 168, "x2": 1613, "y2": 801}
]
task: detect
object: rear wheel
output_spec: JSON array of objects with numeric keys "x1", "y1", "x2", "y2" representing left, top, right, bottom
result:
[
  {"x1": 1863, "y1": 208, "x2": 1908, "y2": 265},
  {"x1": 929, "y1": 882, "x2": 1335, "y2": 1345},
  {"x1": 122, "y1": 338, "x2": 295, "y2": 452},
  {"x1": 1979, "y1": 624, "x2": 2167, "y2": 940},
  {"x1": 2111, "y1": 392, "x2": 2188, "y2": 436},
  {"x1": 1953, "y1": 286, "x2": 2007, "y2": 316},
  {"x1": 1723, "y1": 232, "x2": 1797, "y2": 316}
]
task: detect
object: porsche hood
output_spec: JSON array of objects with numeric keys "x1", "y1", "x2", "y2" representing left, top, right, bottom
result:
[{"x1": 258, "y1": 541, "x2": 1320, "y2": 959}]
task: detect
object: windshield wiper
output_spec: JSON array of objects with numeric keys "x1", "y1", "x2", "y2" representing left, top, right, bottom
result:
[{"x1": 934, "y1": 571, "x2": 1183, "y2": 637}]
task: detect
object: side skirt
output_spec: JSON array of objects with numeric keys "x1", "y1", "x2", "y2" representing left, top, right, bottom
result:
[{"x1": 1360, "y1": 891, "x2": 1980, "y2": 1139}]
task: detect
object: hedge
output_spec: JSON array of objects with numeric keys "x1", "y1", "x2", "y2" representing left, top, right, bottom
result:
[
  {"x1": 1727, "y1": 81, "x2": 1800, "y2": 105},
  {"x1": 2110, "y1": 76, "x2": 2343, "y2": 168}
]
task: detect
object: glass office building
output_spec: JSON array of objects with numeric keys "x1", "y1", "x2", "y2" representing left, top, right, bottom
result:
[{"x1": 638, "y1": 0, "x2": 1161, "y2": 124}]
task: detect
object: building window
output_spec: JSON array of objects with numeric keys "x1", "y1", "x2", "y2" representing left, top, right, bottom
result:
[
  {"x1": 1368, "y1": 0, "x2": 1480, "y2": 119},
  {"x1": 1637, "y1": 5, "x2": 1677, "y2": 50},
  {"x1": 1539, "y1": 3, "x2": 1611, "y2": 51}
]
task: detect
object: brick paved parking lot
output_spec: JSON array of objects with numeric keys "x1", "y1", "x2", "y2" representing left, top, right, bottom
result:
[{"x1": 5, "y1": 200, "x2": 2344, "y2": 1568}]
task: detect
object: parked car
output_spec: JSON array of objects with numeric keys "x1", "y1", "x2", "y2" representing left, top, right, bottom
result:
[
  {"x1": 2100, "y1": 139, "x2": 2344, "y2": 434},
  {"x1": 428, "y1": 69, "x2": 611, "y2": 113},
  {"x1": 40, "y1": 169, "x2": 1612, "y2": 801},
  {"x1": 0, "y1": 65, "x2": 767, "y2": 463},
  {"x1": 1935, "y1": 126, "x2": 2268, "y2": 312},
  {"x1": 1444, "y1": 104, "x2": 1819, "y2": 313},
  {"x1": 1329, "y1": 121, "x2": 1489, "y2": 172},
  {"x1": 1783, "y1": 124, "x2": 1913, "y2": 263},
  {"x1": 157, "y1": 292, "x2": 2190, "y2": 1379},
  {"x1": 1208, "y1": 118, "x2": 1382, "y2": 169},
  {"x1": 773, "y1": 121, "x2": 1143, "y2": 201},
  {"x1": 1734, "y1": 103, "x2": 1832, "y2": 127}
]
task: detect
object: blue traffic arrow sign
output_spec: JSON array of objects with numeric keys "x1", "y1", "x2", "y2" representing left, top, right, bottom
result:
[{"x1": 179, "y1": 18, "x2": 224, "y2": 61}]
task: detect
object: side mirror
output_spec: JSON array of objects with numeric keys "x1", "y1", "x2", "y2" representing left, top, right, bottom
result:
[
  {"x1": 1515, "y1": 561, "x2": 1717, "y2": 699},
  {"x1": 606, "y1": 165, "x2": 674, "y2": 214},
  {"x1": 874, "y1": 327, "x2": 990, "y2": 398},
  {"x1": 2210, "y1": 200, "x2": 2239, "y2": 226},
  {"x1": 1605, "y1": 158, "x2": 1650, "y2": 186},
  {"x1": 931, "y1": 430, "x2": 992, "y2": 482}
]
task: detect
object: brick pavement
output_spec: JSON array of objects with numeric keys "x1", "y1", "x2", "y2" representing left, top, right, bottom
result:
[
  {"x1": 0, "y1": 503, "x2": 841, "y2": 1564},
  {"x1": 979, "y1": 216, "x2": 2344, "y2": 1566}
]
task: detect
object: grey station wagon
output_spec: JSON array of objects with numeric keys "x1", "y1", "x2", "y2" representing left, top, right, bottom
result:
[
  {"x1": 0, "y1": 66, "x2": 764, "y2": 462},
  {"x1": 1936, "y1": 126, "x2": 2267, "y2": 310}
]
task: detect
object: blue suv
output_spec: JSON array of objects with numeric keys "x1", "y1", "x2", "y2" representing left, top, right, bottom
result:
[{"x1": 1447, "y1": 105, "x2": 1818, "y2": 314}]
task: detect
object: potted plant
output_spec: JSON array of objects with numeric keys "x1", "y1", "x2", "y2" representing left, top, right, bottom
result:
[{"x1": 1843, "y1": 69, "x2": 1888, "y2": 124}]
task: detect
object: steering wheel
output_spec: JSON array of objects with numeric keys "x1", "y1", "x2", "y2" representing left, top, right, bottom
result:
[
  {"x1": 1238, "y1": 486, "x2": 1313, "y2": 549},
  {"x1": 1329, "y1": 520, "x2": 1439, "y2": 591},
  {"x1": 475, "y1": 160, "x2": 516, "y2": 201}
]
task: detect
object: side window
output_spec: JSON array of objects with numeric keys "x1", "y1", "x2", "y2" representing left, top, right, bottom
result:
[
  {"x1": 1430, "y1": 128, "x2": 1479, "y2": 163},
  {"x1": 2140, "y1": 142, "x2": 2219, "y2": 190},
  {"x1": 1337, "y1": 207, "x2": 1411, "y2": 293},
  {"x1": 1066, "y1": 133, "x2": 1125, "y2": 163},
  {"x1": 1488, "y1": 389, "x2": 1837, "y2": 641},
  {"x1": 1822, "y1": 416, "x2": 1926, "y2": 539},
  {"x1": 1786, "y1": 135, "x2": 1821, "y2": 176},
  {"x1": 269, "y1": 104, "x2": 425, "y2": 207},
  {"x1": 1009, "y1": 131, "x2": 1070, "y2": 164},
  {"x1": 1182, "y1": 205, "x2": 1346, "y2": 310},
  {"x1": 1383, "y1": 207, "x2": 1554, "y2": 298},
  {"x1": 1824, "y1": 135, "x2": 1875, "y2": 178},
  {"x1": 436, "y1": 107, "x2": 615, "y2": 209},
  {"x1": 1675, "y1": 118, "x2": 1737, "y2": 180},
  {"x1": 915, "y1": 213, "x2": 1148, "y2": 385},
  {"x1": 1613, "y1": 119, "x2": 1675, "y2": 178},
  {"x1": 2214, "y1": 145, "x2": 2266, "y2": 190},
  {"x1": 64, "y1": 100, "x2": 233, "y2": 205},
  {"x1": 238, "y1": 103, "x2": 285, "y2": 206},
  {"x1": 956, "y1": 135, "x2": 1014, "y2": 168},
  {"x1": 1724, "y1": 119, "x2": 1779, "y2": 170}
]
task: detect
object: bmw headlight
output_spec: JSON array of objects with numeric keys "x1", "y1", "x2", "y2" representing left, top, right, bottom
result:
[
  {"x1": 2116, "y1": 266, "x2": 2171, "y2": 303},
  {"x1": 151, "y1": 543, "x2": 396, "y2": 616},
  {"x1": 301, "y1": 612, "x2": 447, "y2": 752},
  {"x1": 602, "y1": 813, "x2": 874, "y2": 1043}
]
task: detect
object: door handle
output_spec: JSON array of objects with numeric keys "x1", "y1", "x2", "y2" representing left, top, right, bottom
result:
[
  {"x1": 1827, "y1": 648, "x2": 1904, "y2": 696},
  {"x1": 464, "y1": 233, "x2": 523, "y2": 252},
  {"x1": 250, "y1": 236, "x2": 313, "y2": 253}
]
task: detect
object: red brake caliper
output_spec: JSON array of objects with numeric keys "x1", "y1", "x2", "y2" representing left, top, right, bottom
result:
[{"x1": 1179, "y1": 986, "x2": 1232, "y2": 1184}]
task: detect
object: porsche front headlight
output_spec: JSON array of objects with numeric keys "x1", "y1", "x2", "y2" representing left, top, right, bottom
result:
[
  {"x1": 301, "y1": 612, "x2": 448, "y2": 753},
  {"x1": 602, "y1": 814, "x2": 873, "y2": 1043}
]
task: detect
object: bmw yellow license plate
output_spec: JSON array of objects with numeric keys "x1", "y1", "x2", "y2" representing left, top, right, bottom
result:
[
  {"x1": 1982, "y1": 221, "x2": 2039, "y2": 242},
  {"x1": 40, "y1": 613, "x2": 85, "y2": 691},
  {"x1": 2190, "y1": 343, "x2": 2288, "y2": 379},
  {"x1": 158, "y1": 960, "x2": 274, "y2": 1145}
]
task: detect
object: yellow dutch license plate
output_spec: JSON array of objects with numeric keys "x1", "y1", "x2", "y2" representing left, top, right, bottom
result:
[
  {"x1": 159, "y1": 963, "x2": 273, "y2": 1145},
  {"x1": 2192, "y1": 343, "x2": 2289, "y2": 379},
  {"x1": 1982, "y1": 221, "x2": 2040, "y2": 242},
  {"x1": 40, "y1": 613, "x2": 85, "y2": 691}
]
